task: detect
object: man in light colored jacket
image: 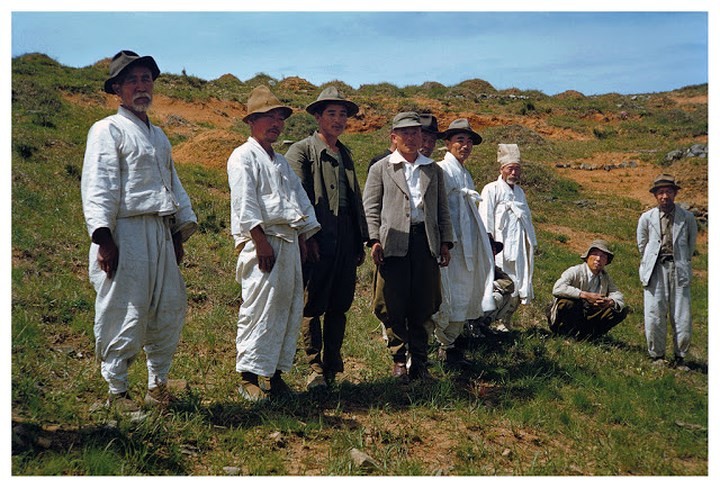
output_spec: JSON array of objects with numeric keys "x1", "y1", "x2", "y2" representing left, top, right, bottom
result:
[
  {"x1": 82, "y1": 51, "x2": 198, "y2": 411},
  {"x1": 363, "y1": 111, "x2": 453, "y2": 382},
  {"x1": 548, "y1": 239, "x2": 627, "y2": 339},
  {"x1": 637, "y1": 174, "x2": 697, "y2": 368}
]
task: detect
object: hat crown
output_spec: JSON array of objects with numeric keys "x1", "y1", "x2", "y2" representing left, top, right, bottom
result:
[
  {"x1": 244, "y1": 85, "x2": 292, "y2": 122},
  {"x1": 419, "y1": 113, "x2": 439, "y2": 133},
  {"x1": 442, "y1": 118, "x2": 482, "y2": 144},
  {"x1": 649, "y1": 173, "x2": 680, "y2": 193},
  {"x1": 392, "y1": 111, "x2": 422, "y2": 129},
  {"x1": 498, "y1": 143, "x2": 521, "y2": 166}
]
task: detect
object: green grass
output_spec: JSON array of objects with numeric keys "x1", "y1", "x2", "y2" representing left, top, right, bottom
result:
[{"x1": 10, "y1": 54, "x2": 708, "y2": 476}]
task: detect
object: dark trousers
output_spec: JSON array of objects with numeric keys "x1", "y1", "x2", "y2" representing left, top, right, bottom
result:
[
  {"x1": 372, "y1": 224, "x2": 441, "y2": 367},
  {"x1": 548, "y1": 298, "x2": 628, "y2": 338},
  {"x1": 301, "y1": 211, "x2": 358, "y2": 374}
]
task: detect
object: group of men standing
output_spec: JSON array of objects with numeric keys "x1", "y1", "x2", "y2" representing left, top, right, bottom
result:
[{"x1": 80, "y1": 51, "x2": 699, "y2": 410}]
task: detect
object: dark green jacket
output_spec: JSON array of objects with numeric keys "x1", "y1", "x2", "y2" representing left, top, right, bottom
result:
[{"x1": 286, "y1": 132, "x2": 369, "y2": 256}]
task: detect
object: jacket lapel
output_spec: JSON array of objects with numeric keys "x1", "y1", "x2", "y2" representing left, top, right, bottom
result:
[{"x1": 388, "y1": 159, "x2": 410, "y2": 196}]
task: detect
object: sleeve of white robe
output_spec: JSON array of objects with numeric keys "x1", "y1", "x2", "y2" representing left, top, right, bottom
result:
[{"x1": 81, "y1": 121, "x2": 122, "y2": 237}]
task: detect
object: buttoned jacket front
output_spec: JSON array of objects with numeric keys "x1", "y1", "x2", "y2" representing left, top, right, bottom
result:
[
  {"x1": 286, "y1": 132, "x2": 369, "y2": 256},
  {"x1": 363, "y1": 152, "x2": 453, "y2": 259},
  {"x1": 637, "y1": 206, "x2": 697, "y2": 287}
]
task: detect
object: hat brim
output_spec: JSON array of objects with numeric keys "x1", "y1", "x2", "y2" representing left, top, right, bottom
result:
[
  {"x1": 242, "y1": 106, "x2": 294, "y2": 123},
  {"x1": 441, "y1": 128, "x2": 482, "y2": 145},
  {"x1": 104, "y1": 56, "x2": 160, "y2": 94},
  {"x1": 306, "y1": 99, "x2": 359, "y2": 117},
  {"x1": 649, "y1": 183, "x2": 681, "y2": 193}
]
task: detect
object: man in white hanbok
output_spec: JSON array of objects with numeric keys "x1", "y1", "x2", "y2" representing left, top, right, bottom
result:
[
  {"x1": 228, "y1": 86, "x2": 320, "y2": 401},
  {"x1": 82, "y1": 51, "x2": 198, "y2": 411},
  {"x1": 432, "y1": 119, "x2": 495, "y2": 366},
  {"x1": 479, "y1": 144, "x2": 537, "y2": 330}
]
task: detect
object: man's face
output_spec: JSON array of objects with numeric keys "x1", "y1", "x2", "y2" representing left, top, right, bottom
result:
[
  {"x1": 586, "y1": 249, "x2": 609, "y2": 275},
  {"x1": 249, "y1": 108, "x2": 286, "y2": 146},
  {"x1": 315, "y1": 103, "x2": 348, "y2": 140},
  {"x1": 501, "y1": 163, "x2": 522, "y2": 185},
  {"x1": 114, "y1": 65, "x2": 154, "y2": 114},
  {"x1": 653, "y1": 186, "x2": 677, "y2": 212},
  {"x1": 419, "y1": 130, "x2": 438, "y2": 158},
  {"x1": 391, "y1": 126, "x2": 422, "y2": 159},
  {"x1": 447, "y1": 133, "x2": 474, "y2": 163}
]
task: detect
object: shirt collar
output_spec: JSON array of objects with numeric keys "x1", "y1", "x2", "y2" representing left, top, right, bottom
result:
[{"x1": 389, "y1": 150, "x2": 433, "y2": 167}]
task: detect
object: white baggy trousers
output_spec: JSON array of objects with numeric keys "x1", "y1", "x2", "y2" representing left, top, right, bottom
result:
[
  {"x1": 89, "y1": 215, "x2": 186, "y2": 394},
  {"x1": 643, "y1": 260, "x2": 692, "y2": 359},
  {"x1": 235, "y1": 234, "x2": 305, "y2": 378}
]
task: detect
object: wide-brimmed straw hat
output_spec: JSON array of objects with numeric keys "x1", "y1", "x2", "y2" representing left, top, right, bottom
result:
[
  {"x1": 649, "y1": 174, "x2": 681, "y2": 193},
  {"x1": 104, "y1": 50, "x2": 160, "y2": 94},
  {"x1": 243, "y1": 85, "x2": 293, "y2": 123},
  {"x1": 306, "y1": 86, "x2": 359, "y2": 117},
  {"x1": 580, "y1": 239, "x2": 614, "y2": 265},
  {"x1": 440, "y1": 118, "x2": 482, "y2": 144}
]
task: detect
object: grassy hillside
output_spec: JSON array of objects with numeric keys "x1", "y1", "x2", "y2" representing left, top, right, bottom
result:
[{"x1": 11, "y1": 53, "x2": 708, "y2": 475}]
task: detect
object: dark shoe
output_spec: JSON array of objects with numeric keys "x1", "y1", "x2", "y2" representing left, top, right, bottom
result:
[
  {"x1": 673, "y1": 356, "x2": 690, "y2": 372},
  {"x1": 239, "y1": 372, "x2": 267, "y2": 402},
  {"x1": 392, "y1": 362, "x2": 410, "y2": 384},
  {"x1": 269, "y1": 371, "x2": 293, "y2": 398},
  {"x1": 438, "y1": 347, "x2": 471, "y2": 369},
  {"x1": 409, "y1": 363, "x2": 434, "y2": 381}
]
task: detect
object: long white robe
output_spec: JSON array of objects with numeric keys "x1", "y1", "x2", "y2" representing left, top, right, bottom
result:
[
  {"x1": 81, "y1": 106, "x2": 198, "y2": 394},
  {"x1": 228, "y1": 137, "x2": 320, "y2": 377},
  {"x1": 433, "y1": 153, "x2": 495, "y2": 343},
  {"x1": 479, "y1": 175, "x2": 537, "y2": 304}
]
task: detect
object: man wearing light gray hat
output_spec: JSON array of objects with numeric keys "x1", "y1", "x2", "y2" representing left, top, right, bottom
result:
[
  {"x1": 547, "y1": 239, "x2": 627, "y2": 339},
  {"x1": 363, "y1": 111, "x2": 453, "y2": 382},
  {"x1": 285, "y1": 86, "x2": 369, "y2": 390}
]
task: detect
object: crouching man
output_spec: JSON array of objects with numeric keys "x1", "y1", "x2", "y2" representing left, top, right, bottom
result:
[{"x1": 547, "y1": 239, "x2": 628, "y2": 339}]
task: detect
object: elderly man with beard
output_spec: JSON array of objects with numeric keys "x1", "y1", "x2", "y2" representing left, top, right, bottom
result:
[
  {"x1": 479, "y1": 144, "x2": 538, "y2": 332},
  {"x1": 227, "y1": 85, "x2": 320, "y2": 401},
  {"x1": 81, "y1": 51, "x2": 198, "y2": 411},
  {"x1": 431, "y1": 119, "x2": 495, "y2": 367}
]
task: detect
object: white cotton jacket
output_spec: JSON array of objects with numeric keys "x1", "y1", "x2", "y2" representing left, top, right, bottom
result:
[
  {"x1": 479, "y1": 176, "x2": 537, "y2": 301},
  {"x1": 81, "y1": 106, "x2": 198, "y2": 242},
  {"x1": 228, "y1": 137, "x2": 320, "y2": 249},
  {"x1": 637, "y1": 206, "x2": 697, "y2": 287}
]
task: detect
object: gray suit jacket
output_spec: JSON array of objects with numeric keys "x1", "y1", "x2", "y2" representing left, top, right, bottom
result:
[
  {"x1": 637, "y1": 205, "x2": 697, "y2": 287},
  {"x1": 363, "y1": 152, "x2": 453, "y2": 259}
]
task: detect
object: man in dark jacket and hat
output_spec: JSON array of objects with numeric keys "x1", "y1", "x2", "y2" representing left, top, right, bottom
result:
[
  {"x1": 285, "y1": 86, "x2": 369, "y2": 389},
  {"x1": 547, "y1": 239, "x2": 627, "y2": 339}
]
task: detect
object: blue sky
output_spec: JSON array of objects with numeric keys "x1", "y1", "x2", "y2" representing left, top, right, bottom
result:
[{"x1": 8, "y1": 6, "x2": 711, "y2": 96}]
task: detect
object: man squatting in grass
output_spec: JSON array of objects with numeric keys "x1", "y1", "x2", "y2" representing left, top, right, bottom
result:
[
  {"x1": 637, "y1": 174, "x2": 697, "y2": 370},
  {"x1": 227, "y1": 85, "x2": 320, "y2": 401},
  {"x1": 285, "y1": 86, "x2": 369, "y2": 390},
  {"x1": 547, "y1": 239, "x2": 628, "y2": 339},
  {"x1": 431, "y1": 119, "x2": 495, "y2": 367},
  {"x1": 479, "y1": 143, "x2": 537, "y2": 332},
  {"x1": 81, "y1": 51, "x2": 198, "y2": 411},
  {"x1": 363, "y1": 111, "x2": 454, "y2": 383}
]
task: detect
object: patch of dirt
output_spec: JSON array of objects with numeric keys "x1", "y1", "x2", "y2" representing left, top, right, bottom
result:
[{"x1": 173, "y1": 129, "x2": 246, "y2": 168}]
